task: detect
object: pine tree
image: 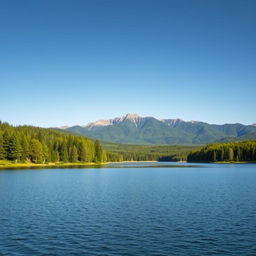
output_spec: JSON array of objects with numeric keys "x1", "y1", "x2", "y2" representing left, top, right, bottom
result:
[
  {"x1": 52, "y1": 150, "x2": 60, "y2": 162},
  {"x1": 42, "y1": 142, "x2": 49, "y2": 163},
  {"x1": 7, "y1": 134, "x2": 22, "y2": 162},
  {"x1": 102, "y1": 151, "x2": 107, "y2": 162},
  {"x1": 228, "y1": 148, "x2": 234, "y2": 161},
  {"x1": 71, "y1": 145, "x2": 78, "y2": 163},
  {"x1": 94, "y1": 140, "x2": 103, "y2": 163},
  {"x1": 78, "y1": 141, "x2": 87, "y2": 162},
  {"x1": 20, "y1": 135, "x2": 30, "y2": 162},
  {"x1": 212, "y1": 150, "x2": 216, "y2": 162},
  {"x1": 0, "y1": 133, "x2": 5, "y2": 160},
  {"x1": 59, "y1": 142, "x2": 69, "y2": 163},
  {"x1": 30, "y1": 139, "x2": 43, "y2": 163},
  {"x1": 2, "y1": 131, "x2": 11, "y2": 159}
]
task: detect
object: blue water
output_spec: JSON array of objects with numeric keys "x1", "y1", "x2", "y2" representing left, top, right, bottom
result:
[{"x1": 1, "y1": 163, "x2": 256, "y2": 255}]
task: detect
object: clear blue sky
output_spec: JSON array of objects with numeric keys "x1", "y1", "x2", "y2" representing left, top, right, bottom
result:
[{"x1": 0, "y1": 0, "x2": 255, "y2": 127}]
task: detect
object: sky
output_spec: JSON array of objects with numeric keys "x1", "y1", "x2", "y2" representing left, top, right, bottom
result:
[{"x1": 0, "y1": 0, "x2": 255, "y2": 127}]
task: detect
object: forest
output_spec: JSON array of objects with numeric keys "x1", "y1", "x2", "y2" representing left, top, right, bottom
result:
[
  {"x1": 0, "y1": 121, "x2": 107, "y2": 164},
  {"x1": 187, "y1": 140, "x2": 256, "y2": 162},
  {"x1": 102, "y1": 142, "x2": 197, "y2": 162}
]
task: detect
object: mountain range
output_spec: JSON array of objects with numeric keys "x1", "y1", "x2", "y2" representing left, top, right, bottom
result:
[{"x1": 62, "y1": 114, "x2": 256, "y2": 145}]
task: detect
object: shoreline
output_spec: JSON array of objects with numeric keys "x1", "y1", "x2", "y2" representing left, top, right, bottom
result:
[
  {"x1": 0, "y1": 161, "x2": 106, "y2": 170},
  {"x1": 0, "y1": 160, "x2": 161, "y2": 169},
  {"x1": 187, "y1": 161, "x2": 256, "y2": 164},
  {"x1": 1, "y1": 160, "x2": 255, "y2": 170}
]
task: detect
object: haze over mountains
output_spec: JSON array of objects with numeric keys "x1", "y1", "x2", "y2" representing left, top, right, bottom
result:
[{"x1": 63, "y1": 114, "x2": 256, "y2": 145}]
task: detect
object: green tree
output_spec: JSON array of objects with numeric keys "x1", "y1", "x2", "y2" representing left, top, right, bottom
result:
[
  {"x1": 52, "y1": 150, "x2": 60, "y2": 162},
  {"x1": 30, "y1": 139, "x2": 43, "y2": 163},
  {"x1": 20, "y1": 136, "x2": 30, "y2": 162},
  {"x1": 78, "y1": 141, "x2": 87, "y2": 162},
  {"x1": 228, "y1": 148, "x2": 234, "y2": 161},
  {"x1": 42, "y1": 142, "x2": 49, "y2": 163},
  {"x1": 7, "y1": 134, "x2": 22, "y2": 162},
  {"x1": 2, "y1": 131, "x2": 11, "y2": 159},
  {"x1": 0, "y1": 133, "x2": 5, "y2": 160},
  {"x1": 102, "y1": 151, "x2": 107, "y2": 162},
  {"x1": 212, "y1": 150, "x2": 217, "y2": 162},
  {"x1": 71, "y1": 145, "x2": 78, "y2": 163},
  {"x1": 59, "y1": 142, "x2": 69, "y2": 163},
  {"x1": 94, "y1": 140, "x2": 103, "y2": 163}
]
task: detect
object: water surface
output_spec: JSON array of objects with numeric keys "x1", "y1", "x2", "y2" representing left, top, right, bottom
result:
[{"x1": 1, "y1": 162, "x2": 256, "y2": 255}]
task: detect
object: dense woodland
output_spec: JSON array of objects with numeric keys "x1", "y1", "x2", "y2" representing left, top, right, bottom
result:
[
  {"x1": 0, "y1": 122, "x2": 107, "y2": 164},
  {"x1": 187, "y1": 141, "x2": 256, "y2": 162},
  {"x1": 102, "y1": 142, "x2": 197, "y2": 162}
]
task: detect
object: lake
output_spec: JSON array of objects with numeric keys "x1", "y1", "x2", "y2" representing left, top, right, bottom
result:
[{"x1": 1, "y1": 162, "x2": 256, "y2": 255}]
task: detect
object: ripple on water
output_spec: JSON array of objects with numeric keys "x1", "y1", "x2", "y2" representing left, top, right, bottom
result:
[{"x1": 1, "y1": 166, "x2": 256, "y2": 255}]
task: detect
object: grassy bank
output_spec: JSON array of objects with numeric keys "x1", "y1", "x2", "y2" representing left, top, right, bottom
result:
[
  {"x1": 0, "y1": 160, "x2": 105, "y2": 169},
  {"x1": 213, "y1": 161, "x2": 256, "y2": 164}
]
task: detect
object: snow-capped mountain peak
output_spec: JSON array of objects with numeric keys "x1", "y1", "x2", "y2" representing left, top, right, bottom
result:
[
  {"x1": 84, "y1": 113, "x2": 142, "y2": 129},
  {"x1": 161, "y1": 118, "x2": 184, "y2": 126}
]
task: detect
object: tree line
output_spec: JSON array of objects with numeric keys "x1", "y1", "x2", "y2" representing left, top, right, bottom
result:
[
  {"x1": 187, "y1": 140, "x2": 256, "y2": 162},
  {"x1": 102, "y1": 143, "x2": 197, "y2": 162},
  {"x1": 0, "y1": 121, "x2": 108, "y2": 164}
]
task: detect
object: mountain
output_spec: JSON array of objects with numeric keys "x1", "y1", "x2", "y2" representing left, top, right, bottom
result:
[{"x1": 64, "y1": 114, "x2": 256, "y2": 145}]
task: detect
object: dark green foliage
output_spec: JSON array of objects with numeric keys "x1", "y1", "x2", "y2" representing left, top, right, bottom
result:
[
  {"x1": 106, "y1": 152, "x2": 123, "y2": 162},
  {"x1": 42, "y1": 142, "x2": 49, "y2": 163},
  {"x1": 103, "y1": 142, "x2": 198, "y2": 162},
  {"x1": 2, "y1": 131, "x2": 11, "y2": 159},
  {"x1": 71, "y1": 146, "x2": 78, "y2": 163},
  {"x1": 59, "y1": 142, "x2": 69, "y2": 163},
  {"x1": 78, "y1": 141, "x2": 87, "y2": 162},
  {"x1": 187, "y1": 141, "x2": 256, "y2": 162},
  {"x1": 52, "y1": 151, "x2": 60, "y2": 162},
  {"x1": 20, "y1": 135, "x2": 30, "y2": 162},
  {"x1": 6, "y1": 134, "x2": 22, "y2": 161},
  {"x1": 0, "y1": 121, "x2": 107, "y2": 164},
  {"x1": 94, "y1": 140, "x2": 104, "y2": 163},
  {"x1": 0, "y1": 133, "x2": 5, "y2": 160},
  {"x1": 30, "y1": 139, "x2": 43, "y2": 163}
]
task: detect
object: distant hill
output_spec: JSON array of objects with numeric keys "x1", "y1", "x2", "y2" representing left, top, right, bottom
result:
[{"x1": 63, "y1": 114, "x2": 256, "y2": 145}]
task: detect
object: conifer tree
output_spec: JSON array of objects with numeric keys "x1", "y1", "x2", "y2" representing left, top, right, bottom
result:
[
  {"x1": 42, "y1": 142, "x2": 49, "y2": 163},
  {"x1": 7, "y1": 134, "x2": 22, "y2": 162},
  {"x1": 212, "y1": 150, "x2": 216, "y2": 162},
  {"x1": 94, "y1": 140, "x2": 103, "y2": 163},
  {"x1": 0, "y1": 133, "x2": 5, "y2": 160},
  {"x1": 59, "y1": 142, "x2": 69, "y2": 163},
  {"x1": 20, "y1": 135, "x2": 30, "y2": 162},
  {"x1": 71, "y1": 145, "x2": 78, "y2": 163},
  {"x1": 228, "y1": 148, "x2": 234, "y2": 161},
  {"x1": 78, "y1": 141, "x2": 87, "y2": 162},
  {"x1": 30, "y1": 139, "x2": 43, "y2": 163},
  {"x1": 2, "y1": 131, "x2": 10, "y2": 159},
  {"x1": 52, "y1": 150, "x2": 60, "y2": 162}
]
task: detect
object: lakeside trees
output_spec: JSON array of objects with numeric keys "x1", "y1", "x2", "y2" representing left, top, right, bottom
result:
[
  {"x1": 187, "y1": 141, "x2": 256, "y2": 162},
  {"x1": 0, "y1": 121, "x2": 106, "y2": 164},
  {"x1": 102, "y1": 143, "x2": 197, "y2": 162}
]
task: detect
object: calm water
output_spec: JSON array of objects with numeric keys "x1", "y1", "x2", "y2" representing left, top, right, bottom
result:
[{"x1": 1, "y1": 162, "x2": 256, "y2": 256}]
